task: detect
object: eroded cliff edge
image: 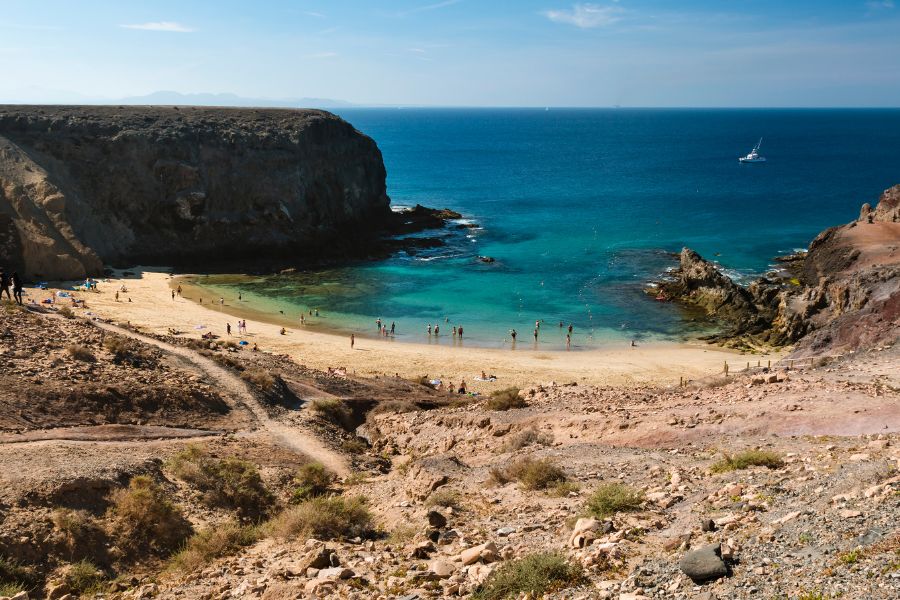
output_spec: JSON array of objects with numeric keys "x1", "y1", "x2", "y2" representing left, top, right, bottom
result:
[
  {"x1": 0, "y1": 106, "x2": 390, "y2": 279},
  {"x1": 654, "y1": 185, "x2": 900, "y2": 357}
]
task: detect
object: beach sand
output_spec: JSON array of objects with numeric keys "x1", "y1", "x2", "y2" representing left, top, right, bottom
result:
[{"x1": 48, "y1": 269, "x2": 783, "y2": 391}]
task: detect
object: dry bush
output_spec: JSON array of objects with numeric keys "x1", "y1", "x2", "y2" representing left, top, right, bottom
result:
[
  {"x1": 240, "y1": 369, "x2": 276, "y2": 392},
  {"x1": 102, "y1": 334, "x2": 154, "y2": 367},
  {"x1": 484, "y1": 387, "x2": 526, "y2": 411},
  {"x1": 67, "y1": 344, "x2": 96, "y2": 362},
  {"x1": 370, "y1": 400, "x2": 417, "y2": 415},
  {"x1": 168, "y1": 522, "x2": 259, "y2": 573},
  {"x1": 499, "y1": 428, "x2": 553, "y2": 453},
  {"x1": 52, "y1": 508, "x2": 106, "y2": 560},
  {"x1": 505, "y1": 457, "x2": 567, "y2": 490},
  {"x1": 426, "y1": 488, "x2": 462, "y2": 509},
  {"x1": 473, "y1": 552, "x2": 586, "y2": 600},
  {"x1": 341, "y1": 438, "x2": 369, "y2": 455},
  {"x1": 107, "y1": 475, "x2": 192, "y2": 557},
  {"x1": 57, "y1": 306, "x2": 74, "y2": 319},
  {"x1": 487, "y1": 466, "x2": 512, "y2": 487},
  {"x1": 0, "y1": 557, "x2": 37, "y2": 597},
  {"x1": 291, "y1": 463, "x2": 336, "y2": 503},
  {"x1": 710, "y1": 450, "x2": 784, "y2": 473},
  {"x1": 586, "y1": 483, "x2": 645, "y2": 518},
  {"x1": 168, "y1": 446, "x2": 273, "y2": 520},
  {"x1": 311, "y1": 398, "x2": 351, "y2": 428},
  {"x1": 267, "y1": 495, "x2": 372, "y2": 541}
]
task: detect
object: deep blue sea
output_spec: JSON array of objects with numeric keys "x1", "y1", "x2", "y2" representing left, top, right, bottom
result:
[{"x1": 194, "y1": 109, "x2": 900, "y2": 349}]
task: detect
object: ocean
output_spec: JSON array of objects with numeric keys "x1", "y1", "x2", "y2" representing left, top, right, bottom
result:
[{"x1": 190, "y1": 108, "x2": 900, "y2": 349}]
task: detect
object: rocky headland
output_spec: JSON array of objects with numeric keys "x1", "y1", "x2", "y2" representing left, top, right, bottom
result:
[
  {"x1": 0, "y1": 106, "x2": 461, "y2": 280},
  {"x1": 653, "y1": 185, "x2": 900, "y2": 357}
]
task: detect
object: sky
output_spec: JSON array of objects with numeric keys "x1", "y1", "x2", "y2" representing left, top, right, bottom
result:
[{"x1": 1, "y1": 0, "x2": 899, "y2": 107}]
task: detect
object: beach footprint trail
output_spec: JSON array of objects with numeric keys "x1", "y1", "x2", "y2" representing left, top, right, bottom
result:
[{"x1": 90, "y1": 320, "x2": 350, "y2": 477}]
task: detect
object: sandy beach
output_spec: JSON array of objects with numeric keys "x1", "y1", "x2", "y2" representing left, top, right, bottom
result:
[{"x1": 43, "y1": 268, "x2": 783, "y2": 391}]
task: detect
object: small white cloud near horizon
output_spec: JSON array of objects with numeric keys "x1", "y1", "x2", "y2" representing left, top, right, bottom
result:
[
  {"x1": 543, "y1": 3, "x2": 623, "y2": 29},
  {"x1": 120, "y1": 21, "x2": 195, "y2": 33}
]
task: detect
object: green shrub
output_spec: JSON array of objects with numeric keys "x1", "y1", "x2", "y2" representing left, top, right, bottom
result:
[
  {"x1": 267, "y1": 495, "x2": 372, "y2": 541},
  {"x1": 710, "y1": 450, "x2": 784, "y2": 473},
  {"x1": 473, "y1": 552, "x2": 586, "y2": 599},
  {"x1": 291, "y1": 463, "x2": 335, "y2": 503},
  {"x1": 311, "y1": 398, "x2": 351, "y2": 428},
  {"x1": 169, "y1": 522, "x2": 259, "y2": 573},
  {"x1": 499, "y1": 428, "x2": 553, "y2": 453},
  {"x1": 505, "y1": 457, "x2": 567, "y2": 490},
  {"x1": 168, "y1": 446, "x2": 273, "y2": 519},
  {"x1": 0, "y1": 556, "x2": 36, "y2": 596},
  {"x1": 61, "y1": 560, "x2": 105, "y2": 596},
  {"x1": 586, "y1": 483, "x2": 645, "y2": 518},
  {"x1": 484, "y1": 387, "x2": 526, "y2": 411},
  {"x1": 67, "y1": 344, "x2": 95, "y2": 362},
  {"x1": 107, "y1": 475, "x2": 192, "y2": 557}
]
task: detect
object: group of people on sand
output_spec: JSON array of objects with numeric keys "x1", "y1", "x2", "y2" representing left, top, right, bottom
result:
[
  {"x1": 0, "y1": 270, "x2": 24, "y2": 305},
  {"x1": 425, "y1": 321, "x2": 464, "y2": 338},
  {"x1": 509, "y1": 320, "x2": 575, "y2": 348}
]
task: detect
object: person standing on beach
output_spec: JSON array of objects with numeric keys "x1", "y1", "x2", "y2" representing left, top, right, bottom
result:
[
  {"x1": 566, "y1": 333, "x2": 571, "y2": 350},
  {"x1": 434, "y1": 325, "x2": 439, "y2": 336},
  {"x1": 390, "y1": 322, "x2": 395, "y2": 335},
  {"x1": 510, "y1": 329, "x2": 517, "y2": 342},
  {"x1": 300, "y1": 314, "x2": 305, "y2": 325},
  {"x1": 171, "y1": 290, "x2": 175, "y2": 300},
  {"x1": 176, "y1": 285, "x2": 182, "y2": 296},
  {"x1": 427, "y1": 324, "x2": 432, "y2": 336},
  {"x1": 11, "y1": 273, "x2": 23, "y2": 305},
  {"x1": 568, "y1": 324, "x2": 573, "y2": 335},
  {"x1": 457, "y1": 325, "x2": 463, "y2": 339},
  {"x1": 350, "y1": 333, "x2": 355, "y2": 348},
  {"x1": 238, "y1": 292, "x2": 242, "y2": 301},
  {"x1": 452, "y1": 326, "x2": 457, "y2": 338},
  {"x1": 0, "y1": 270, "x2": 10, "y2": 301},
  {"x1": 533, "y1": 327, "x2": 539, "y2": 341},
  {"x1": 376, "y1": 317, "x2": 382, "y2": 330},
  {"x1": 227, "y1": 323, "x2": 232, "y2": 335}
]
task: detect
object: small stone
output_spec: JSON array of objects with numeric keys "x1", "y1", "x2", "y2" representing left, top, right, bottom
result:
[
  {"x1": 427, "y1": 510, "x2": 447, "y2": 529},
  {"x1": 496, "y1": 527, "x2": 516, "y2": 537},
  {"x1": 700, "y1": 519, "x2": 716, "y2": 532},
  {"x1": 317, "y1": 567, "x2": 354, "y2": 580},
  {"x1": 839, "y1": 509, "x2": 862, "y2": 519},
  {"x1": 429, "y1": 559, "x2": 456, "y2": 578}
]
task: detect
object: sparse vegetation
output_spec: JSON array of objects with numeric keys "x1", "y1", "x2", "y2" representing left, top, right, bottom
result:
[
  {"x1": 473, "y1": 552, "x2": 586, "y2": 600},
  {"x1": 267, "y1": 495, "x2": 372, "y2": 541},
  {"x1": 504, "y1": 457, "x2": 567, "y2": 490},
  {"x1": 551, "y1": 481, "x2": 581, "y2": 497},
  {"x1": 52, "y1": 508, "x2": 106, "y2": 560},
  {"x1": 0, "y1": 556, "x2": 36, "y2": 597},
  {"x1": 426, "y1": 488, "x2": 462, "y2": 509},
  {"x1": 840, "y1": 549, "x2": 861, "y2": 565},
  {"x1": 586, "y1": 483, "x2": 645, "y2": 518},
  {"x1": 240, "y1": 368, "x2": 276, "y2": 392},
  {"x1": 168, "y1": 446, "x2": 274, "y2": 519},
  {"x1": 107, "y1": 475, "x2": 192, "y2": 557},
  {"x1": 710, "y1": 450, "x2": 784, "y2": 473},
  {"x1": 57, "y1": 306, "x2": 74, "y2": 318},
  {"x1": 484, "y1": 387, "x2": 526, "y2": 411},
  {"x1": 311, "y1": 397, "x2": 351, "y2": 428},
  {"x1": 341, "y1": 437, "x2": 369, "y2": 454},
  {"x1": 102, "y1": 334, "x2": 153, "y2": 366},
  {"x1": 169, "y1": 522, "x2": 260, "y2": 573},
  {"x1": 61, "y1": 560, "x2": 105, "y2": 596},
  {"x1": 499, "y1": 427, "x2": 553, "y2": 453},
  {"x1": 291, "y1": 462, "x2": 336, "y2": 503},
  {"x1": 797, "y1": 590, "x2": 826, "y2": 600},
  {"x1": 67, "y1": 344, "x2": 96, "y2": 362}
]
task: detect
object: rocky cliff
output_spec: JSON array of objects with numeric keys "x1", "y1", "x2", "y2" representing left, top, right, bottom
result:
[
  {"x1": 0, "y1": 106, "x2": 390, "y2": 279},
  {"x1": 655, "y1": 186, "x2": 900, "y2": 355}
]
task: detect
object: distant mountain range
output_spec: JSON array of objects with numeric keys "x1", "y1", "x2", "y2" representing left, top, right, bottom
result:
[
  {"x1": 118, "y1": 91, "x2": 356, "y2": 109},
  {"x1": 0, "y1": 87, "x2": 357, "y2": 109}
]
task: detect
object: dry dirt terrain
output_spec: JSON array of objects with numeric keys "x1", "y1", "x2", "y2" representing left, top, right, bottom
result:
[{"x1": 0, "y1": 299, "x2": 897, "y2": 600}]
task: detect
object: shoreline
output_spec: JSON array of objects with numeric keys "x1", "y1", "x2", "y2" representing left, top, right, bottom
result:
[{"x1": 49, "y1": 268, "x2": 784, "y2": 391}]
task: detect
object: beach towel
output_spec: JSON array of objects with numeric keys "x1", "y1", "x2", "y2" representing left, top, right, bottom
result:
[{"x1": 238, "y1": 340, "x2": 249, "y2": 346}]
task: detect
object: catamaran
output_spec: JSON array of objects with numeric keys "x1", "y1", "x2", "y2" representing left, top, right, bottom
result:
[{"x1": 739, "y1": 138, "x2": 766, "y2": 163}]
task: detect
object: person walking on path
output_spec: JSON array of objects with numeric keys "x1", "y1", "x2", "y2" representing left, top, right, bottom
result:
[
  {"x1": 0, "y1": 270, "x2": 10, "y2": 301},
  {"x1": 11, "y1": 273, "x2": 23, "y2": 305}
]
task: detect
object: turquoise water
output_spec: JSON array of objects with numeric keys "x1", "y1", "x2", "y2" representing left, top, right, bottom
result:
[{"x1": 195, "y1": 108, "x2": 900, "y2": 349}]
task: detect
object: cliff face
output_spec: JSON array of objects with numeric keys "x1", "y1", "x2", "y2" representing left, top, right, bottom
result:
[
  {"x1": 0, "y1": 106, "x2": 390, "y2": 279},
  {"x1": 656, "y1": 186, "x2": 900, "y2": 355}
]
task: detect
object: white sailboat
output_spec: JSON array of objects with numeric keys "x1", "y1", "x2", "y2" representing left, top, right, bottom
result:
[{"x1": 739, "y1": 138, "x2": 766, "y2": 163}]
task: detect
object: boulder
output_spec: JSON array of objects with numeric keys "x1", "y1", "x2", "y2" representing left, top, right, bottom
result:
[
  {"x1": 427, "y1": 509, "x2": 447, "y2": 529},
  {"x1": 679, "y1": 543, "x2": 728, "y2": 583},
  {"x1": 429, "y1": 559, "x2": 456, "y2": 578},
  {"x1": 459, "y1": 541, "x2": 498, "y2": 566}
]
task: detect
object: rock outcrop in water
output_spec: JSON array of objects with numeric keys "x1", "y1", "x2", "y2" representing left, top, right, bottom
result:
[
  {"x1": 656, "y1": 186, "x2": 900, "y2": 355},
  {"x1": 0, "y1": 106, "x2": 390, "y2": 279}
]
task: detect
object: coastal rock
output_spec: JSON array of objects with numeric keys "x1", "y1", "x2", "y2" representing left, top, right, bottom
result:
[{"x1": 0, "y1": 106, "x2": 389, "y2": 279}]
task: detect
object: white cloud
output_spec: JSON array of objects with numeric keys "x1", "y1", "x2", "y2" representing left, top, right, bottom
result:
[
  {"x1": 866, "y1": 0, "x2": 894, "y2": 9},
  {"x1": 120, "y1": 21, "x2": 194, "y2": 33},
  {"x1": 543, "y1": 3, "x2": 623, "y2": 29},
  {"x1": 305, "y1": 11, "x2": 327, "y2": 18}
]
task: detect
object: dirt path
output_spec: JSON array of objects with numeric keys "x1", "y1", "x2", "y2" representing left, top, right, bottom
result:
[{"x1": 89, "y1": 320, "x2": 350, "y2": 476}]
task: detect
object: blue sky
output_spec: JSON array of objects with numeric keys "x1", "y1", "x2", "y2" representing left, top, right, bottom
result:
[{"x1": 1, "y1": 0, "x2": 899, "y2": 106}]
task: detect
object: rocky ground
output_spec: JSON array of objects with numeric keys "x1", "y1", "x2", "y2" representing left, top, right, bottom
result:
[{"x1": 1, "y1": 300, "x2": 897, "y2": 600}]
